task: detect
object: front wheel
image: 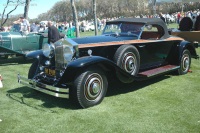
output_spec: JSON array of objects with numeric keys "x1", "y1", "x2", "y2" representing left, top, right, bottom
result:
[
  {"x1": 28, "y1": 60, "x2": 39, "y2": 79},
  {"x1": 178, "y1": 49, "x2": 191, "y2": 75},
  {"x1": 73, "y1": 67, "x2": 108, "y2": 108}
]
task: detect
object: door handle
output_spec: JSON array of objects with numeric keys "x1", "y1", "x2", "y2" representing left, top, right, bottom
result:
[{"x1": 138, "y1": 45, "x2": 145, "y2": 48}]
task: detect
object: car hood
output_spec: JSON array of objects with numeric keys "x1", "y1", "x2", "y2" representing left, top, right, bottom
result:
[{"x1": 71, "y1": 35, "x2": 135, "y2": 44}]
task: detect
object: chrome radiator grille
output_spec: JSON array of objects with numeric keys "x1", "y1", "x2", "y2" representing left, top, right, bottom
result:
[{"x1": 55, "y1": 44, "x2": 67, "y2": 70}]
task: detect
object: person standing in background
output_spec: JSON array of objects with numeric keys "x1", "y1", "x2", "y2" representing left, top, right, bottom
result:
[
  {"x1": 30, "y1": 22, "x2": 39, "y2": 32},
  {"x1": 13, "y1": 17, "x2": 30, "y2": 34},
  {"x1": 177, "y1": 12, "x2": 181, "y2": 24},
  {"x1": 47, "y1": 21, "x2": 60, "y2": 44},
  {"x1": 159, "y1": 12, "x2": 165, "y2": 23}
]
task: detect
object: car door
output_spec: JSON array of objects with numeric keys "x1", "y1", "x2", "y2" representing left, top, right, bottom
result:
[
  {"x1": 138, "y1": 24, "x2": 173, "y2": 70},
  {"x1": 26, "y1": 33, "x2": 40, "y2": 51}
]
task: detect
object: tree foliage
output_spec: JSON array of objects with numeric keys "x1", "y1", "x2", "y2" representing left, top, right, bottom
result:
[
  {"x1": 1, "y1": 0, "x2": 200, "y2": 26},
  {"x1": 1, "y1": 0, "x2": 25, "y2": 27},
  {"x1": 33, "y1": 0, "x2": 200, "y2": 22}
]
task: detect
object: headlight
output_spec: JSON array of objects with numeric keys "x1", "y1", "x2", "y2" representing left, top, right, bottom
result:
[
  {"x1": 42, "y1": 43, "x2": 55, "y2": 58},
  {"x1": 63, "y1": 46, "x2": 74, "y2": 62}
]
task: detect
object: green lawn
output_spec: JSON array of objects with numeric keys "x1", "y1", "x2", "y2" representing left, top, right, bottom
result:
[{"x1": 0, "y1": 23, "x2": 200, "y2": 133}]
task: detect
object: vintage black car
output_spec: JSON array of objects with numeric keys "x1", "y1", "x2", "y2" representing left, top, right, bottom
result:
[{"x1": 18, "y1": 18, "x2": 199, "y2": 108}]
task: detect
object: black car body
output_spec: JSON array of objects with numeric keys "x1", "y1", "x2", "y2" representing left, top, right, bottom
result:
[{"x1": 18, "y1": 18, "x2": 199, "y2": 108}]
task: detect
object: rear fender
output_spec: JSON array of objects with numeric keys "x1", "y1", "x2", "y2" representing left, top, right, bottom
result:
[{"x1": 178, "y1": 41, "x2": 198, "y2": 60}]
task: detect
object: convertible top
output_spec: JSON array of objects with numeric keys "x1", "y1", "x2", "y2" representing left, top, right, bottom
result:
[
  {"x1": 107, "y1": 18, "x2": 170, "y2": 39},
  {"x1": 107, "y1": 18, "x2": 164, "y2": 24}
]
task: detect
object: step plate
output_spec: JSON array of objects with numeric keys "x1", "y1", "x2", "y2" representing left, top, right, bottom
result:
[{"x1": 138, "y1": 65, "x2": 180, "y2": 77}]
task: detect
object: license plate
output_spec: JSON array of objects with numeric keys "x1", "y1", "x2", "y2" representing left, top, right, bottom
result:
[{"x1": 45, "y1": 68, "x2": 55, "y2": 76}]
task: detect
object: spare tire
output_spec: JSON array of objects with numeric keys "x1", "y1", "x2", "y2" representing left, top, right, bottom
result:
[
  {"x1": 179, "y1": 17, "x2": 193, "y2": 31},
  {"x1": 114, "y1": 45, "x2": 140, "y2": 83},
  {"x1": 194, "y1": 15, "x2": 200, "y2": 31}
]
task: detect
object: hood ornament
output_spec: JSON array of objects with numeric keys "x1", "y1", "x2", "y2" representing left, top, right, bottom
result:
[{"x1": 88, "y1": 49, "x2": 92, "y2": 56}]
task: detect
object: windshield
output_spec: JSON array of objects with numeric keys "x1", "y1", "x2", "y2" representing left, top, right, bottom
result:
[{"x1": 102, "y1": 22, "x2": 144, "y2": 38}]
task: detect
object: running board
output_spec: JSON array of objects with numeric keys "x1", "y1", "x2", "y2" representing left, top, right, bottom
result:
[{"x1": 138, "y1": 65, "x2": 180, "y2": 77}]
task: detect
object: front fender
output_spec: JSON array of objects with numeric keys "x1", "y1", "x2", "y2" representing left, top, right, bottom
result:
[
  {"x1": 26, "y1": 50, "x2": 43, "y2": 59},
  {"x1": 58, "y1": 56, "x2": 134, "y2": 84}
]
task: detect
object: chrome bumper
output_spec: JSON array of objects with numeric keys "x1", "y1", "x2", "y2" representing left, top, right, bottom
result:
[{"x1": 17, "y1": 74, "x2": 69, "y2": 98}]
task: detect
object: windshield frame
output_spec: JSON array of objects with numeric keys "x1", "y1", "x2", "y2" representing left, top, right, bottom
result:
[{"x1": 102, "y1": 22, "x2": 145, "y2": 39}]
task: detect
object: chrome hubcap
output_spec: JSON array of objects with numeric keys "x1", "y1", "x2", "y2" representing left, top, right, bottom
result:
[
  {"x1": 84, "y1": 73, "x2": 103, "y2": 101},
  {"x1": 92, "y1": 82, "x2": 100, "y2": 94},
  {"x1": 182, "y1": 54, "x2": 190, "y2": 72},
  {"x1": 122, "y1": 52, "x2": 136, "y2": 75}
]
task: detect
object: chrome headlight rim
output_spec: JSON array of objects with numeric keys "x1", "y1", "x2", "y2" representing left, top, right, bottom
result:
[
  {"x1": 63, "y1": 45, "x2": 74, "y2": 62},
  {"x1": 42, "y1": 43, "x2": 55, "y2": 58}
]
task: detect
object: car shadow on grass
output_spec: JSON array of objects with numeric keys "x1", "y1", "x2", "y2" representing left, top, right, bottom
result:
[
  {"x1": 0, "y1": 56, "x2": 34, "y2": 66},
  {"x1": 6, "y1": 87, "x2": 79, "y2": 111},
  {"x1": 6, "y1": 74, "x2": 171, "y2": 110},
  {"x1": 106, "y1": 74, "x2": 171, "y2": 97}
]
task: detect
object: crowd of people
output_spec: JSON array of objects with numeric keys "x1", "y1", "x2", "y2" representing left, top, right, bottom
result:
[{"x1": 42, "y1": 9, "x2": 200, "y2": 33}]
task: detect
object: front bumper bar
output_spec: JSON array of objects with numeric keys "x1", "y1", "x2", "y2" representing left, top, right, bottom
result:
[{"x1": 17, "y1": 74, "x2": 69, "y2": 98}]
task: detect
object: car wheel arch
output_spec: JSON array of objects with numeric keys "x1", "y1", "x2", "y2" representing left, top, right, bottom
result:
[
  {"x1": 178, "y1": 41, "x2": 197, "y2": 60},
  {"x1": 59, "y1": 56, "x2": 116, "y2": 84}
]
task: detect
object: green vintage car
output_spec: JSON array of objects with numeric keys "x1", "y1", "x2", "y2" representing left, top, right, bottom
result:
[{"x1": 0, "y1": 24, "x2": 48, "y2": 59}]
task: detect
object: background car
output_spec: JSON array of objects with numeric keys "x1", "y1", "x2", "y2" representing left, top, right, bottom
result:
[
  {"x1": 0, "y1": 24, "x2": 67, "y2": 59},
  {"x1": 0, "y1": 24, "x2": 48, "y2": 59},
  {"x1": 80, "y1": 22, "x2": 95, "y2": 32}
]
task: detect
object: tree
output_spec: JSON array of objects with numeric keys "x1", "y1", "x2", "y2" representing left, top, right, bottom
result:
[
  {"x1": 24, "y1": 0, "x2": 30, "y2": 19},
  {"x1": 93, "y1": 0, "x2": 98, "y2": 35},
  {"x1": 1, "y1": 0, "x2": 25, "y2": 27},
  {"x1": 71, "y1": 0, "x2": 79, "y2": 37}
]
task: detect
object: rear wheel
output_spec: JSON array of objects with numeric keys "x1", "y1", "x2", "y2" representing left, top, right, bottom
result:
[
  {"x1": 178, "y1": 49, "x2": 191, "y2": 75},
  {"x1": 73, "y1": 67, "x2": 108, "y2": 108}
]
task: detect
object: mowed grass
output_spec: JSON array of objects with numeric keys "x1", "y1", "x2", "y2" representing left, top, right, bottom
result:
[{"x1": 0, "y1": 23, "x2": 200, "y2": 133}]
